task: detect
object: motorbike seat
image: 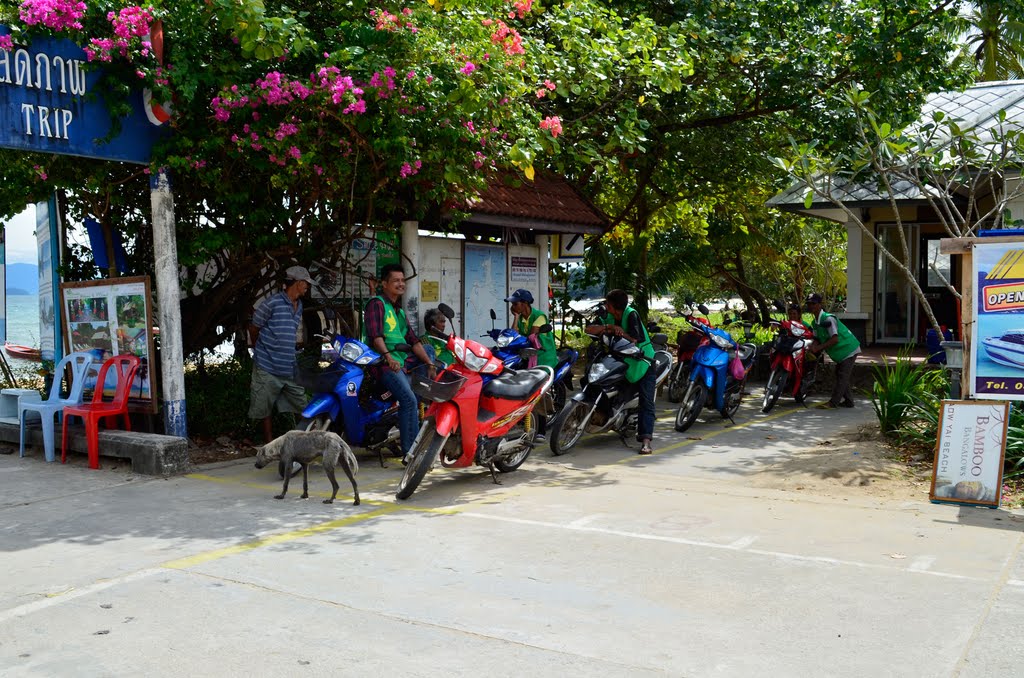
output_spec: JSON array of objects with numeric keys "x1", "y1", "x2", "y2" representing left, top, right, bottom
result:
[
  {"x1": 737, "y1": 343, "x2": 757, "y2": 365},
  {"x1": 652, "y1": 352, "x2": 672, "y2": 373},
  {"x1": 482, "y1": 368, "x2": 550, "y2": 399}
]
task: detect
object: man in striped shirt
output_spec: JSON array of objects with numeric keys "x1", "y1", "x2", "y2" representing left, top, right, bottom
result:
[{"x1": 248, "y1": 266, "x2": 315, "y2": 444}]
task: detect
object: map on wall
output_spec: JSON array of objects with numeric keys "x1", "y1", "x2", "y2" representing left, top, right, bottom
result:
[{"x1": 463, "y1": 243, "x2": 507, "y2": 343}]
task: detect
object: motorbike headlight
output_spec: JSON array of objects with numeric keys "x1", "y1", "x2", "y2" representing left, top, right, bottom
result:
[
  {"x1": 333, "y1": 338, "x2": 345, "y2": 353},
  {"x1": 588, "y1": 362, "x2": 610, "y2": 382},
  {"x1": 341, "y1": 342, "x2": 364, "y2": 362},
  {"x1": 355, "y1": 355, "x2": 374, "y2": 365},
  {"x1": 618, "y1": 344, "x2": 640, "y2": 356},
  {"x1": 462, "y1": 350, "x2": 489, "y2": 371},
  {"x1": 496, "y1": 333, "x2": 514, "y2": 348},
  {"x1": 711, "y1": 333, "x2": 734, "y2": 350}
]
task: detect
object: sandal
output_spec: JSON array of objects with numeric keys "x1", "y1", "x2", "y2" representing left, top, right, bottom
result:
[{"x1": 639, "y1": 442, "x2": 653, "y2": 455}]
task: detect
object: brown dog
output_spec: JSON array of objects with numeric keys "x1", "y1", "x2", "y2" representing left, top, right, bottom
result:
[{"x1": 254, "y1": 430, "x2": 359, "y2": 505}]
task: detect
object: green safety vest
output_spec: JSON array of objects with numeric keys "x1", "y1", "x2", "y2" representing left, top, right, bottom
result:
[
  {"x1": 516, "y1": 307, "x2": 558, "y2": 368},
  {"x1": 424, "y1": 333, "x2": 455, "y2": 366},
  {"x1": 811, "y1": 310, "x2": 860, "y2": 363},
  {"x1": 604, "y1": 306, "x2": 654, "y2": 383},
  {"x1": 362, "y1": 295, "x2": 410, "y2": 363}
]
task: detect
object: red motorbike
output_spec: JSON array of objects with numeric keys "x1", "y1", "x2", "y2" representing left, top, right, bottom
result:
[
  {"x1": 396, "y1": 304, "x2": 555, "y2": 500},
  {"x1": 666, "y1": 305, "x2": 712, "y2": 403},
  {"x1": 761, "y1": 304, "x2": 817, "y2": 413}
]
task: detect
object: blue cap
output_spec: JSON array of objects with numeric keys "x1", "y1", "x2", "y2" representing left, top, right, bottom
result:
[{"x1": 504, "y1": 289, "x2": 534, "y2": 304}]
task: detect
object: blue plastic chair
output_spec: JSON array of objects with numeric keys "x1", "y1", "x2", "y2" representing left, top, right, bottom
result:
[{"x1": 19, "y1": 351, "x2": 96, "y2": 462}]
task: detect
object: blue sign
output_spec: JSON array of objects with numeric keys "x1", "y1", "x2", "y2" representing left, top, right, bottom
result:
[{"x1": 0, "y1": 27, "x2": 162, "y2": 164}]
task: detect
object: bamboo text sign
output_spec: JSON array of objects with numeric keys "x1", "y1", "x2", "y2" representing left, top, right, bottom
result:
[{"x1": 930, "y1": 400, "x2": 1009, "y2": 508}]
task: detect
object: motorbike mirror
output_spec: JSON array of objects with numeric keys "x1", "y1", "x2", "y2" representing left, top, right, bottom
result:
[
  {"x1": 538, "y1": 323, "x2": 553, "y2": 334},
  {"x1": 697, "y1": 304, "x2": 710, "y2": 315},
  {"x1": 438, "y1": 303, "x2": 455, "y2": 320},
  {"x1": 489, "y1": 309, "x2": 497, "y2": 320}
]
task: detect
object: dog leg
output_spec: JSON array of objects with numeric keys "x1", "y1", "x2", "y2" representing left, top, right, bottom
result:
[
  {"x1": 323, "y1": 463, "x2": 339, "y2": 504},
  {"x1": 339, "y1": 456, "x2": 360, "y2": 506},
  {"x1": 275, "y1": 452, "x2": 292, "y2": 500},
  {"x1": 300, "y1": 463, "x2": 309, "y2": 499}
]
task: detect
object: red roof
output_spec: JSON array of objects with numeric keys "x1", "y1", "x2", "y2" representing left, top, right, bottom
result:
[{"x1": 455, "y1": 170, "x2": 607, "y2": 234}]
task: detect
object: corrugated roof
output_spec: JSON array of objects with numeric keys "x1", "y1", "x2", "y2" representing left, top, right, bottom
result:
[
  {"x1": 453, "y1": 170, "x2": 608, "y2": 234},
  {"x1": 770, "y1": 80, "x2": 1024, "y2": 211}
]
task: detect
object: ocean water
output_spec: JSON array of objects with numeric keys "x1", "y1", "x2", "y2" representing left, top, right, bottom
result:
[{"x1": 5, "y1": 294, "x2": 41, "y2": 347}]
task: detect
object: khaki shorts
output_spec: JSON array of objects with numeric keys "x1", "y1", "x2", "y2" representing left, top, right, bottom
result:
[{"x1": 248, "y1": 366, "x2": 307, "y2": 419}]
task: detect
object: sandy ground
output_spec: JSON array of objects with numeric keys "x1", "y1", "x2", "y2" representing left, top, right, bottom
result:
[{"x1": 746, "y1": 423, "x2": 933, "y2": 502}]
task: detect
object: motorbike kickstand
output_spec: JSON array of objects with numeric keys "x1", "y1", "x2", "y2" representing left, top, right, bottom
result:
[{"x1": 487, "y1": 462, "x2": 502, "y2": 485}]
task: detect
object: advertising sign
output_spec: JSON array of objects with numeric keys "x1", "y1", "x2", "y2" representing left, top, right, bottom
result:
[
  {"x1": 930, "y1": 400, "x2": 1009, "y2": 507},
  {"x1": 60, "y1": 276, "x2": 157, "y2": 412},
  {"x1": 971, "y1": 242, "x2": 1024, "y2": 399},
  {"x1": 0, "y1": 26, "x2": 161, "y2": 164}
]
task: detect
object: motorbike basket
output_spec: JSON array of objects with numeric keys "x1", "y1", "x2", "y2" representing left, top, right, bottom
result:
[{"x1": 408, "y1": 364, "x2": 467, "y2": 403}]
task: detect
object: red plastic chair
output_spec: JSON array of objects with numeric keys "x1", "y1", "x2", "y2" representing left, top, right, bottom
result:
[{"x1": 61, "y1": 354, "x2": 141, "y2": 469}]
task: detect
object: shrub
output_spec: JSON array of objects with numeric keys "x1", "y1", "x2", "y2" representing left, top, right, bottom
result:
[
  {"x1": 869, "y1": 349, "x2": 948, "y2": 435},
  {"x1": 184, "y1": 355, "x2": 295, "y2": 439},
  {"x1": 1004, "y1": 404, "x2": 1024, "y2": 479}
]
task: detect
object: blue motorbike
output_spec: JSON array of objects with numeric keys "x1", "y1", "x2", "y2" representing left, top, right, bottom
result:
[
  {"x1": 485, "y1": 309, "x2": 578, "y2": 412},
  {"x1": 673, "y1": 321, "x2": 757, "y2": 432},
  {"x1": 294, "y1": 332, "x2": 402, "y2": 468}
]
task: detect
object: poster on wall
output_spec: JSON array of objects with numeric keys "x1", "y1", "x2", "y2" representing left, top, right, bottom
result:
[
  {"x1": 930, "y1": 400, "x2": 1009, "y2": 508},
  {"x1": 971, "y1": 242, "x2": 1024, "y2": 399},
  {"x1": 510, "y1": 255, "x2": 538, "y2": 284},
  {"x1": 36, "y1": 199, "x2": 59, "y2": 362},
  {"x1": 60, "y1": 276, "x2": 157, "y2": 412}
]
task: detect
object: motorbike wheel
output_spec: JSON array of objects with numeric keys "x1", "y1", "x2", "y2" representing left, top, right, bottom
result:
[
  {"x1": 552, "y1": 381, "x2": 568, "y2": 414},
  {"x1": 667, "y1": 364, "x2": 687, "y2": 403},
  {"x1": 278, "y1": 414, "x2": 333, "y2": 478},
  {"x1": 550, "y1": 401, "x2": 591, "y2": 456},
  {"x1": 674, "y1": 383, "x2": 706, "y2": 432},
  {"x1": 722, "y1": 380, "x2": 746, "y2": 419},
  {"x1": 761, "y1": 369, "x2": 789, "y2": 414},
  {"x1": 494, "y1": 420, "x2": 536, "y2": 473},
  {"x1": 396, "y1": 419, "x2": 443, "y2": 500}
]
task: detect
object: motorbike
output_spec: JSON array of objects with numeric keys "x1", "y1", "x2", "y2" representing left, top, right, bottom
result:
[
  {"x1": 673, "y1": 320, "x2": 758, "y2": 432},
  {"x1": 761, "y1": 301, "x2": 818, "y2": 413},
  {"x1": 396, "y1": 304, "x2": 555, "y2": 500},
  {"x1": 292, "y1": 331, "x2": 402, "y2": 474},
  {"x1": 548, "y1": 326, "x2": 673, "y2": 456},
  {"x1": 485, "y1": 308, "x2": 578, "y2": 412},
  {"x1": 665, "y1": 304, "x2": 712, "y2": 403}
]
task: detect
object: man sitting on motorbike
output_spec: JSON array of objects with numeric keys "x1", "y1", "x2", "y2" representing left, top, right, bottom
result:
[
  {"x1": 362, "y1": 263, "x2": 435, "y2": 462},
  {"x1": 506, "y1": 288, "x2": 558, "y2": 370},
  {"x1": 585, "y1": 289, "x2": 656, "y2": 455},
  {"x1": 422, "y1": 307, "x2": 455, "y2": 367}
]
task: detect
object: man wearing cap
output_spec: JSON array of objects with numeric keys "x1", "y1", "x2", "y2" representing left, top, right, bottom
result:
[
  {"x1": 806, "y1": 293, "x2": 861, "y2": 409},
  {"x1": 362, "y1": 263, "x2": 435, "y2": 461},
  {"x1": 506, "y1": 288, "x2": 558, "y2": 369},
  {"x1": 248, "y1": 265, "x2": 314, "y2": 444}
]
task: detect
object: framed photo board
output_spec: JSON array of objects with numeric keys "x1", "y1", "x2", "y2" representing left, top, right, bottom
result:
[
  {"x1": 930, "y1": 400, "x2": 1009, "y2": 508},
  {"x1": 60, "y1": 276, "x2": 158, "y2": 413}
]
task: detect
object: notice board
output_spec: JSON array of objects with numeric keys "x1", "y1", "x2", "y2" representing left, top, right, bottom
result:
[{"x1": 930, "y1": 400, "x2": 1009, "y2": 508}]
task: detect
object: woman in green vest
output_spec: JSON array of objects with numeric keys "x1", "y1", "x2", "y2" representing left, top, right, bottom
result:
[
  {"x1": 806, "y1": 293, "x2": 861, "y2": 409},
  {"x1": 422, "y1": 307, "x2": 455, "y2": 366},
  {"x1": 505, "y1": 288, "x2": 558, "y2": 369},
  {"x1": 584, "y1": 289, "x2": 656, "y2": 455}
]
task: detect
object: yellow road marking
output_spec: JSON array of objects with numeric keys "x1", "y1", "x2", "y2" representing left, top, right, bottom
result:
[{"x1": 613, "y1": 404, "x2": 803, "y2": 464}]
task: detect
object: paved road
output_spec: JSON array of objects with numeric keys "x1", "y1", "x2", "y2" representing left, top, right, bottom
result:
[{"x1": 2, "y1": 398, "x2": 1023, "y2": 677}]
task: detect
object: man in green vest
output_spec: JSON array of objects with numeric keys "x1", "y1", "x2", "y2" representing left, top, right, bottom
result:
[
  {"x1": 585, "y1": 289, "x2": 657, "y2": 455},
  {"x1": 362, "y1": 264, "x2": 435, "y2": 460},
  {"x1": 505, "y1": 288, "x2": 558, "y2": 369},
  {"x1": 806, "y1": 293, "x2": 861, "y2": 409},
  {"x1": 422, "y1": 307, "x2": 455, "y2": 366}
]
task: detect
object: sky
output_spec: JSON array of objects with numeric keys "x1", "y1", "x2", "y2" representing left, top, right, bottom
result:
[{"x1": 2, "y1": 206, "x2": 39, "y2": 265}]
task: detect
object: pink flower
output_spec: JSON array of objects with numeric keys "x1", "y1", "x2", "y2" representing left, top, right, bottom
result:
[
  {"x1": 460, "y1": 61, "x2": 476, "y2": 75},
  {"x1": 539, "y1": 116, "x2": 563, "y2": 138},
  {"x1": 544, "y1": 79, "x2": 556, "y2": 90},
  {"x1": 407, "y1": 70, "x2": 416, "y2": 80},
  {"x1": 19, "y1": 0, "x2": 87, "y2": 32},
  {"x1": 0, "y1": 35, "x2": 13, "y2": 52}
]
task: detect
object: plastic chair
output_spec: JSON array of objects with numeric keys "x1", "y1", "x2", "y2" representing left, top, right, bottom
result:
[
  {"x1": 19, "y1": 351, "x2": 96, "y2": 462},
  {"x1": 61, "y1": 354, "x2": 141, "y2": 469}
]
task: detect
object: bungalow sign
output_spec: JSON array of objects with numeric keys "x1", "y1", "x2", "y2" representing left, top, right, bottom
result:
[{"x1": 0, "y1": 26, "x2": 161, "y2": 164}]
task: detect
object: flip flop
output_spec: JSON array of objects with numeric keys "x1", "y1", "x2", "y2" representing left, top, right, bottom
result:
[{"x1": 639, "y1": 443, "x2": 653, "y2": 455}]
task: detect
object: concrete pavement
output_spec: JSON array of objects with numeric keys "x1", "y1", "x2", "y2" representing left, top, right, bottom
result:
[{"x1": 2, "y1": 398, "x2": 1024, "y2": 677}]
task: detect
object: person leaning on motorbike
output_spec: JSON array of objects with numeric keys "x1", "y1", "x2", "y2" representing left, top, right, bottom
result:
[
  {"x1": 805, "y1": 293, "x2": 861, "y2": 409},
  {"x1": 362, "y1": 264, "x2": 435, "y2": 461},
  {"x1": 585, "y1": 289, "x2": 657, "y2": 455},
  {"x1": 506, "y1": 288, "x2": 558, "y2": 370}
]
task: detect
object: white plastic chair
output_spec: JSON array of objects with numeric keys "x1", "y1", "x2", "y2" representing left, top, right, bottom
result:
[{"x1": 19, "y1": 351, "x2": 96, "y2": 462}]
